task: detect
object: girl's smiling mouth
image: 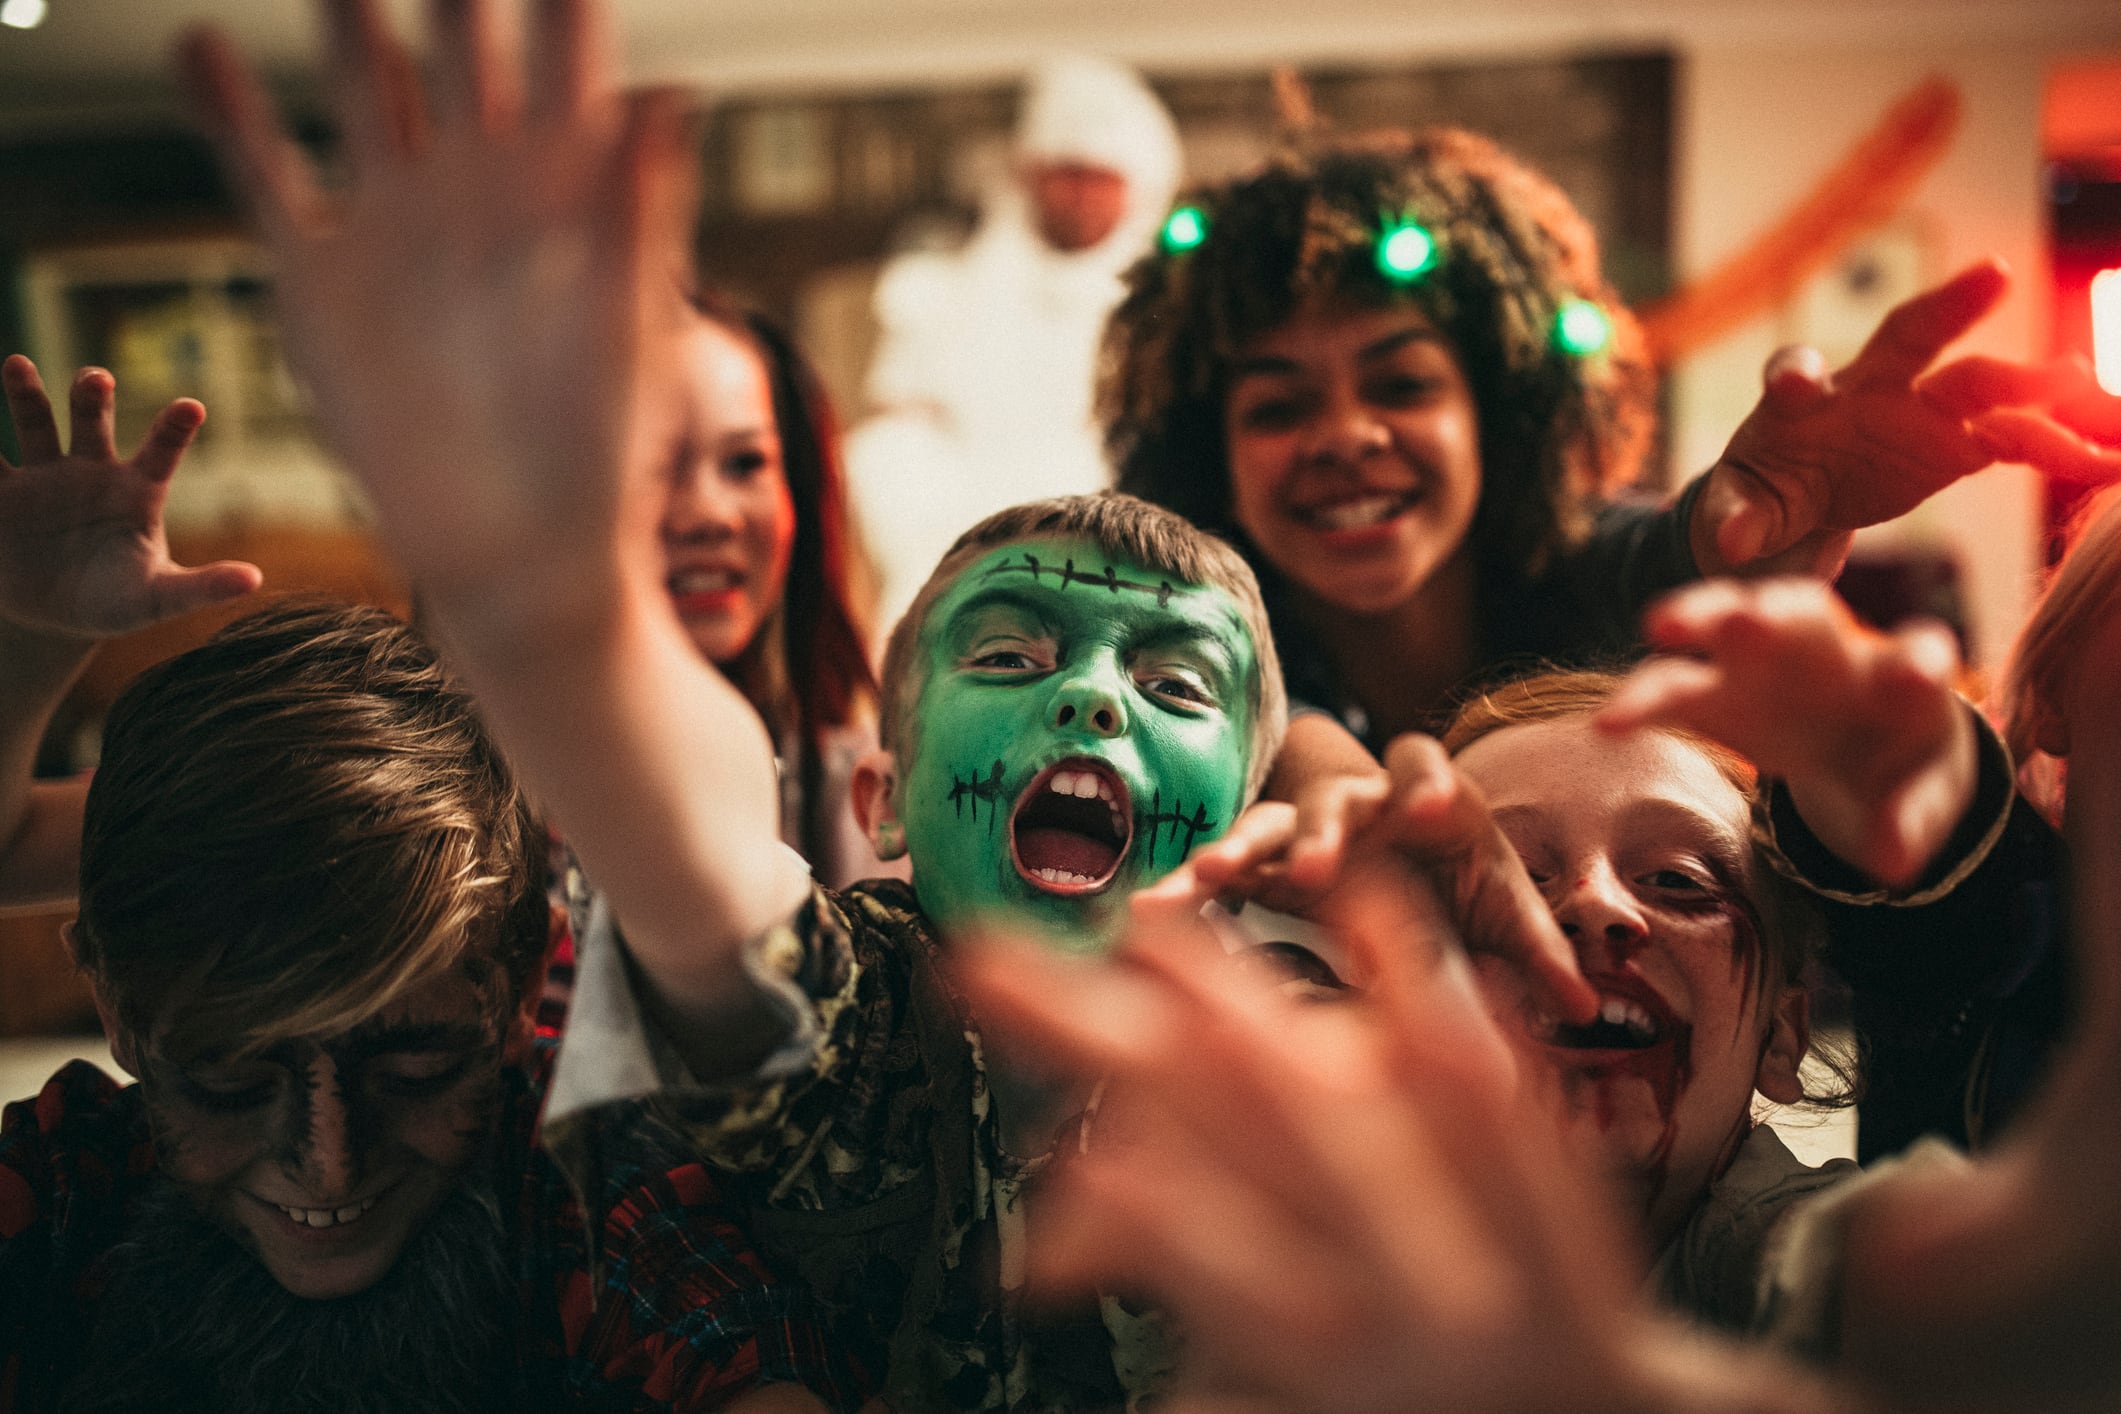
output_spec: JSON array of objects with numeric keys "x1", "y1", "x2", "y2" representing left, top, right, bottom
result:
[
  {"x1": 1010, "y1": 758, "x2": 1133, "y2": 894},
  {"x1": 1288, "y1": 488, "x2": 1421, "y2": 533}
]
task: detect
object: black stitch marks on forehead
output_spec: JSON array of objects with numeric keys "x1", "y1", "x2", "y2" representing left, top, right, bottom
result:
[
  {"x1": 1140, "y1": 789, "x2": 1215, "y2": 865},
  {"x1": 983, "y1": 554, "x2": 1177, "y2": 608},
  {"x1": 947, "y1": 760, "x2": 1009, "y2": 833}
]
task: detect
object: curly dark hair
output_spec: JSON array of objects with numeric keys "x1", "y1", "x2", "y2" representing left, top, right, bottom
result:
[{"x1": 1101, "y1": 127, "x2": 1655, "y2": 589}]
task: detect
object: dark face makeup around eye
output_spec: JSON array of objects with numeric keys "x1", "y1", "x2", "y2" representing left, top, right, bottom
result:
[{"x1": 134, "y1": 966, "x2": 517, "y2": 1301}]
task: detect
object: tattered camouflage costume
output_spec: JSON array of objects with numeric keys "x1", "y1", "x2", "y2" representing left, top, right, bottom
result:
[{"x1": 551, "y1": 879, "x2": 1168, "y2": 1413}]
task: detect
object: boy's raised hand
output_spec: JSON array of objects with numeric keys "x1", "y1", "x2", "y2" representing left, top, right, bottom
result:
[
  {"x1": 1693, "y1": 260, "x2": 2121, "y2": 578},
  {"x1": 0, "y1": 355, "x2": 261, "y2": 639},
  {"x1": 177, "y1": 0, "x2": 694, "y2": 621},
  {"x1": 1599, "y1": 577, "x2": 1975, "y2": 889}
]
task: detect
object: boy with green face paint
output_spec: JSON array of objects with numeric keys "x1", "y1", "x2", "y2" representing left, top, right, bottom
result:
[
  {"x1": 542, "y1": 494, "x2": 1286, "y2": 1412},
  {"x1": 876, "y1": 529, "x2": 1269, "y2": 952}
]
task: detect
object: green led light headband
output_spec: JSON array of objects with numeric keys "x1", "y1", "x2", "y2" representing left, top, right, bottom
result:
[
  {"x1": 1553, "y1": 298, "x2": 1613, "y2": 356},
  {"x1": 1375, "y1": 219, "x2": 1438, "y2": 282},
  {"x1": 1161, "y1": 204, "x2": 1209, "y2": 254}
]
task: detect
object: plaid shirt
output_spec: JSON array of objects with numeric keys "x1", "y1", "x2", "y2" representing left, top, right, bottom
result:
[
  {"x1": 547, "y1": 879, "x2": 1168, "y2": 1414},
  {"x1": 0, "y1": 1028, "x2": 856, "y2": 1412}
]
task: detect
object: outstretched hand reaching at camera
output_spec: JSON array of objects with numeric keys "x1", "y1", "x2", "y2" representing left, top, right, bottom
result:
[{"x1": 1693, "y1": 260, "x2": 2121, "y2": 578}]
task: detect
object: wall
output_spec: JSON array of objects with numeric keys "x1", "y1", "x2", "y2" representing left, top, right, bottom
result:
[{"x1": 1670, "y1": 34, "x2": 2120, "y2": 672}]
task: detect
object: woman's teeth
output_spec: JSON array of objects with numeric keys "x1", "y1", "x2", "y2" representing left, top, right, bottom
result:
[
  {"x1": 277, "y1": 1195, "x2": 380, "y2": 1228},
  {"x1": 670, "y1": 568, "x2": 739, "y2": 595},
  {"x1": 1298, "y1": 493, "x2": 1411, "y2": 531}
]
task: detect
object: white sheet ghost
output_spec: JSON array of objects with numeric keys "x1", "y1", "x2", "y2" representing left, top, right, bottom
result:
[{"x1": 847, "y1": 55, "x2": 1182, "y2": 642}]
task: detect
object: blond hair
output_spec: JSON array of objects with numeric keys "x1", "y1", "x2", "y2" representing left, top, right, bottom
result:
[
  {"x1": 2002, "y1": 484, "x2": 2121, "y2": 770},
  {"x1": 77, "y1": 600, "x2": 548, "y2": 1061}
]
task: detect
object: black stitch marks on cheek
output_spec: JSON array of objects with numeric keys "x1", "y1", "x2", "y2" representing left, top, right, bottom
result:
[
  {"x1": 984, "y1": 554, "x2": 1177, "y2": 608},
  {"x1": 947, "y1": 760, "x2": 1009, "y2": 833},
  {"x1": 1139, "y1": 789, "x2": 1216, "y2": 865}
]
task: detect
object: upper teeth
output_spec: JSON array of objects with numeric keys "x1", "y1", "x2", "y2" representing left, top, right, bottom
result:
[
  {"x1": 277, "y1": 1196, "x2": 379, "y2": 1228},
  {"x1": 1048, "y1": 770, "x2": 1115, "y2": 802},
  {"x1": 1046, "y1": 768, "x2": 1128, "y2": 838},
  {"x1": 1306, "y1": 494, "x2": 1406, "y2": 531},
  {"x1": 1599, "y1": 998, "x2": 1658, "y2": 1041},
  {"x1": 671, "y1": 568, "x2": 737, "y2": 594}
]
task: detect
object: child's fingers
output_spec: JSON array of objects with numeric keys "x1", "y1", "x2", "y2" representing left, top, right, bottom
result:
[
  {"x1": 1846, "y1": 259, "x2": 2009, "y2": 388},
  {"x1": 1637, "y1": 577, "x2": 1754, "y2": 651},
  {"x1": 321, "y1": 0, "x2": 431, "y2": 161},
  {"x1": 1, "y1": 354, "x2": 62, "y2": 465},
  {"x1": 1706, "y1": 474, "x2": 1787, "y2": 567},
  {"x1": 426, "y1": 0, "x2": 524, "y2": 134},
  {"x1": 1971, "y1": 408, "x2": 2121, "y2": 487},
  {"x1": 1032, "y1": 1143, "x2": 1330, "y2": 1363},
  {"x1": 953, "y1": 933, "x2": 1177, "y2": 1081},
  {"x1": 178, "y1": 28, "x2": 331, "y2": 244},
  {"x1": 527, "y1": 0, "x2": 607, "y2": 125},
  {"x1": 1597, "y1": 656, "x2": 1723, "y2": 736},
  {"x1": 67, "y1": 368, "x2": 118, "y2": 465},
  {"x1": 132, "y1": 398, "x2": 208, "y2": 483},
  {"x1": 149, "y1": 561, "x2": 266, "y2": 621},
  {"x1": 1171, "y1": 801, "x2": 1297, "y2": 898},
  {"x1": 1890, "y1": 618, "x2": 1964, "y2": 689},
  {"x1": 1283, "y1": 772, "x2": 1388, "y2": 893},
  {"x1": 1916, "y1": 354, "x2": 2059, "y2": 421},
  {"x1": 1758, "y1": 344, "x2": 1831, "y2": 411},
  {"x1": 609, "y1": 86, "x2": 700, "y2": 296},
  {"x1": 1369, "y1": 739, "x2": 1595, "y2": 1023}
]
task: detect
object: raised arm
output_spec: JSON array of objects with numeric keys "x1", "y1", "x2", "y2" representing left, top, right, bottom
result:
[
  {"x1": 1689, "y1": 261, "x2": 2121, "y2": 579},
  {"x1": 1597, "y1": 577, "x2": 1976, "y2": 888},
  {"x1": 179, "y1": 0, "x2": 807, "y2": 1072},
  {"x1": 0, "y1": 356, "x2": 259, "y2": 909}
]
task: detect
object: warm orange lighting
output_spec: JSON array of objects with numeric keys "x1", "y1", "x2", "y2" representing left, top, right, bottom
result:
[{"x1": 2097, "y1": 269, "x2": 2121, "y2": 396}]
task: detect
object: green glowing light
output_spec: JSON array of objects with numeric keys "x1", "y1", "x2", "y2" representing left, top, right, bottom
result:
[
  {"x1": 1554, "y1": 299, "x2": 1613, "y2": 356},
  {"x1": 1161, "y1": 205, "x2": 1208, "y2": 253},
  {"x1": 1376, "y1": 222, "x2": 1438, "y2": 281}
]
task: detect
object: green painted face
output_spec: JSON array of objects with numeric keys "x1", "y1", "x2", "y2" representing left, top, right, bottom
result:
[{"x1": 899, "y1": 538, "x2": 1259, "y2": 952}]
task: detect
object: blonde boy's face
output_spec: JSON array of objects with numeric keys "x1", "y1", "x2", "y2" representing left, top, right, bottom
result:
[{"x1": 896, "y1": 537, "x2": 1258, "y2": 950}]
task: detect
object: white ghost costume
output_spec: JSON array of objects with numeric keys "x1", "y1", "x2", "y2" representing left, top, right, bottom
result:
[{"x1": 846, "y1": 56, "x2": 1182, "y2": 641}]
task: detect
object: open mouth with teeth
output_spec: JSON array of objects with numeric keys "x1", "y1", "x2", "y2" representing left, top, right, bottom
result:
[
  {"x1": 268, "y1": 1192, "x2": 382, "y2": 1231},
  {"x1": 1010, "y1": 758, "x2": 1133, "y2": 894},
  {"x1": 668, "y1": 566, "x2": 743, "y2": 602},
  {"x1": 1290, "y1": 490, "x2": 1420, "y2": 533},
  {"x1": 1546, "y1": 975, "x2": 1678, "y2": 1056}
]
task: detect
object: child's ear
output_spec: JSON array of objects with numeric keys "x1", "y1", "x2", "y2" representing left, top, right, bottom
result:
[
  {"x1": 1753, "y1": 984, "x2": 1811, "y2": 1106},
  {"x1": 2028, "y1": 698, "x2": 2071, "y2": 758},
  {"x1": 852, "y1": 749, "x2": 908, "y2": 861}
]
